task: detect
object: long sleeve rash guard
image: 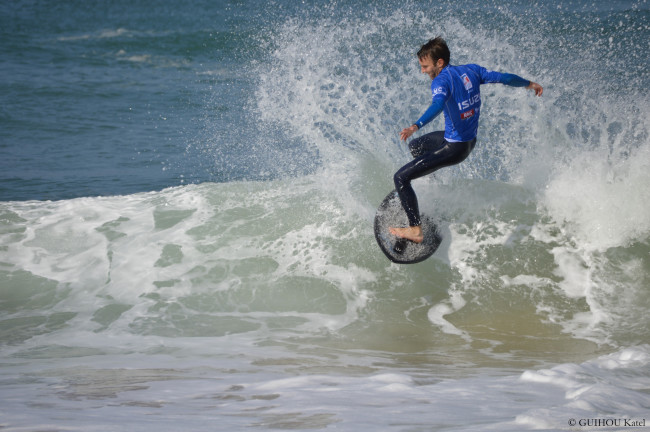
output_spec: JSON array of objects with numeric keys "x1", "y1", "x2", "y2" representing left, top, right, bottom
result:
[{"x1": 414, "y1": 64, "x2": 530, "y2": 142}]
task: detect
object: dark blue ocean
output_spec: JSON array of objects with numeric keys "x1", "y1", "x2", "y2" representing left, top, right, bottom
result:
[{"x1": 1, "y1": 0, "x2": 649, "y2": 430}]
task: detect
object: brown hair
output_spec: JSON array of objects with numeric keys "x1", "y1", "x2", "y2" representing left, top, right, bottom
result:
[{"x1": 417, "y1": 37, "x2": 450, "y2": 66}]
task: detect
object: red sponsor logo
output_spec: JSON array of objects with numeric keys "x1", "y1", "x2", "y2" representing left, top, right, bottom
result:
[
  {"x1": 461, "y1": 109, "x2": 475, "y2": 120},
  {"x1": 461, "y1": 73, "x2": 473, "y2": 90}
]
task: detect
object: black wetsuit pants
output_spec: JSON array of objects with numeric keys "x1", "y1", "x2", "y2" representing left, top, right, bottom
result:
[{"x1": 393, "y1": 131, "x2": 477, "y2": 226}]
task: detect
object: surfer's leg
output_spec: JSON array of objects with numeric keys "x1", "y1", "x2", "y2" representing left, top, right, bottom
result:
[
  {"x1": 392, "y1": 137, "x2": 477, "y2": 242},
  {"x1": 393, "y1": 132, "x2": 448, "y2": 227}
]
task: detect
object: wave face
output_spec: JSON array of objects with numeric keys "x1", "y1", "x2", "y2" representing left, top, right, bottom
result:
[{"x1": 1, "y1": 0, "x2": 649, "y2": 430}]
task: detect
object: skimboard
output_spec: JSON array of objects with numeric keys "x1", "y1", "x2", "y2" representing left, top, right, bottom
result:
[{"x1": 374, "y1": 190, "x2": 442, "y2": 264}]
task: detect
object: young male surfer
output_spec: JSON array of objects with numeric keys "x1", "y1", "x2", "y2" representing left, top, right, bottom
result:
[{"x1": 390, "y1": 37, "x2": 543, "y2": 243}]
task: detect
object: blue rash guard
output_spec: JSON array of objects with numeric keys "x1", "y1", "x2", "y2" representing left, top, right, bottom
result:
[{"x1": 414, "y1": 64, "x2": 530, "y2": 142}]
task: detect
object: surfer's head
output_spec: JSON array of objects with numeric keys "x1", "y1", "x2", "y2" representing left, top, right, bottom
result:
[
  {"x1": 417, "y1": 37, "x2": 450, "y2": 65},
  {"x1": 417, "y1": 37, "x2": 449, "y2": 80}
]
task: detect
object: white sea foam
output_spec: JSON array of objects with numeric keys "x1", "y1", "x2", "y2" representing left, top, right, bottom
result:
[
  {"x1": 543, "y1": 143, "x2": 650, "y2": 253},
  {"x1": 3, "y1": 344, "x2": 647, "y2": 431}
]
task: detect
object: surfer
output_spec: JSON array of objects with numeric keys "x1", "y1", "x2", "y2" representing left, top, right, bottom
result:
[{"x1": 390, "y1": 37, "x2": 543, "y2": 243}]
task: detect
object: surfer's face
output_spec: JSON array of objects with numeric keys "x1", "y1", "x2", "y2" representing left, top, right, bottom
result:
[{"x1": 419, "y1": 56, "x2": 445, "y2": 80}]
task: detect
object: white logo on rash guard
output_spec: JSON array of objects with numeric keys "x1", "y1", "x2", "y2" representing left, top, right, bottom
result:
[
  {"x1": 432, "y1": 86, "x2": 446, "y2": 96},
  {"x1": 458, "y1": 93, "x2": 480, "y2": 110}
]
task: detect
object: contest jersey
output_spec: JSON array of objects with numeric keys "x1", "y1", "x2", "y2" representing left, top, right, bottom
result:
[{"x1": 415, "y1": 64, "x2": 530, "y2": 142}]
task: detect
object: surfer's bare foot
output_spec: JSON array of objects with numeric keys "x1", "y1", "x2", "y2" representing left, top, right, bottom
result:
[{"x1": 389, "y1": 226, "x2": 423, "y2": 243}]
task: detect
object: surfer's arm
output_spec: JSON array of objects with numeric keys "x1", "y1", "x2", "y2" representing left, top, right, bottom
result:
[
  {"x1": 498, "y1": 73, "x2": 529, "y2": 87},
  {"x1": 400, "y1": 125, "x2": 419, "y2": 141},
  {"x1": 527, "y1": 81, "x2": 543, "y2": 96},
  {"x1": 480, "y1": 66, "x2": 543, "y2": 96},
  {"x1": 400, "y1": 97, "x2": 445, "y2": 141},
  {"x1": 499, "y1": 74, "x2": 543, "y2": 95},
  {"x1": 414, "y1": 97, "x2": 444, "y2": 129}
]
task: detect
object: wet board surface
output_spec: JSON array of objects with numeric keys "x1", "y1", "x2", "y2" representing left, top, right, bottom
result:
[{"x1": 374, "y1": 190, "x2": 442, "y2": 264}]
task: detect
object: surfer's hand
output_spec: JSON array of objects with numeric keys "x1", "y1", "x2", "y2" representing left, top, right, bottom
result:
[
  {"x1": 527, "y1": 82, "x2": 543, "y2": 96},
  {"x1": 400, "y1": 125, "x2": 418, "y2": 141}
]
